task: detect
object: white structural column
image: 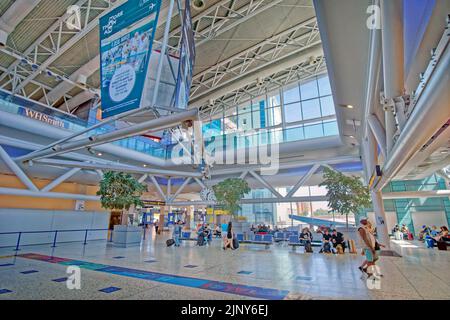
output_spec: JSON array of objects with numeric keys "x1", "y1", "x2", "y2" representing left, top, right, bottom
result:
[
  {"x1": 367, "y1": 126, "x2": 391, "y2": 249},
  {"x1": 0, "y1": 146, "x2": 38, "y2": 191},
  {"x1": 41, "y1": 168, "x2": 81, "y2": 192},
  {"x1": 381, "y1": 0, "x2": 404, "y2": 155},
  {"x1": 371, "y1": 190, "x2": 391, "y2": 249},
  {"x1": 167, "y1": 178, "x2": 172, "y2": 200}
]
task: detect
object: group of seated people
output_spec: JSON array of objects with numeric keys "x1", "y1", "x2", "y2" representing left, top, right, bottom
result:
[
  {"x1": 299, "y1": 226, "x2": 346, "y2": 254},
  {"x1": 392, "y1": 224, "x2": 414, "y2": 240},
  {"x1": 418, "y1": 225, "x2": 449, "y2": 246},
  {"x1": 250, "y1": 224, "x2": 274, "y2": 234}
]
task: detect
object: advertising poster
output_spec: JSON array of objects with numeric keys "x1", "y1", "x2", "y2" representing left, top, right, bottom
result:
[
  {"x1": 173, "y1": 0, "x2": 196, "y2": 109},
  {"x1": 99, "y1": 0, "x2": 161, "y2": 118}
]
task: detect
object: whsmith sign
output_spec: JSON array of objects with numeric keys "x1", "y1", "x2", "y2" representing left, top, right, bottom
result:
[{"x1": 18, "y1": 106, "x2": 69, "y2": 129}]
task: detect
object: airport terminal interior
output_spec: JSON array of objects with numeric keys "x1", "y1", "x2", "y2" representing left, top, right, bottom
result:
[{"x1": 0, "y1": 0, "x2": 449, "y2": 301}]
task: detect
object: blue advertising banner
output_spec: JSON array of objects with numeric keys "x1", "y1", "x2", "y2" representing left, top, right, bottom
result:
[
  {"x1": 173, "y1": 0, "x2": 196, "y2": 109},
  {"x1": 99, "y1": 0, "x2": 161, "y2": 118}
]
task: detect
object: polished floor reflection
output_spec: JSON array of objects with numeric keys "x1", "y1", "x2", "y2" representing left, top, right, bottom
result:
[{"x1": 0, "y1": 231, "x2": 449, "y2": 300}]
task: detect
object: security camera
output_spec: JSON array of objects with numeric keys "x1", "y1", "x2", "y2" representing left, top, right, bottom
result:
[
  {"x1": 309, "y1": 56, "x2": 318, "y2": 66},
  {"x1": 193, "y1": 0, "x2": 205, "y2": 10},
  {"x1": 256, "y1": 77, "x2": 264, "y2": 86},
  {"x1": 208, "y1": 99, "x2": 215, "y2": 107},
  {"x1": 76, "y1": 74, "x2": 87, "y2": 87}
]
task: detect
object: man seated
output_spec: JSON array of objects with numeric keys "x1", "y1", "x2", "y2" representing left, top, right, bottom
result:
[
  {"x1": 213, "y1": 225, "x2": 222, "y2": 238},
  {"x1": 331, "y1": 229, "x2": 346, "y2": 254},
  {"x1": 204, "y1": 224, "x2": 212, "y2": 242},
  {"x1": 320, "y1": 229, "x2": 333, "y2": 253},
  {"x1": 418, "y1": 225, "x2": 431, "y2": 241}
]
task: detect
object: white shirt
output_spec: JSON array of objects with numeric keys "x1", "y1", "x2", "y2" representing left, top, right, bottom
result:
[{"x1": 358, "y1": 224, "x2": 375, "y2": 249}]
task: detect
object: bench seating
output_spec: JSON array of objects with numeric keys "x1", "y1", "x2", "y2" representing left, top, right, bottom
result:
[
  {"x1": 274, "y1": 231, "x2": 299, "y2": 242},
  {"x1": 237, "y1": 234, "x2": 273, "y2": 249},
  {"x1": 180, "y1": 232, "x2": 196, "y2": 241},
  {"x1": 288, "y1": 235, "x2": 322, "y2": 251}
]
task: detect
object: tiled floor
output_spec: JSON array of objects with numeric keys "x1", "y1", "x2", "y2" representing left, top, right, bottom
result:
[{"x1": 0, "y1": 232, "x2": 448, "y2": 300}]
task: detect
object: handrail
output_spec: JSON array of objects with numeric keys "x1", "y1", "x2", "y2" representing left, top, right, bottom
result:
[{"x1": 0, "y1": 228, "x2": 113, "y2": 252}]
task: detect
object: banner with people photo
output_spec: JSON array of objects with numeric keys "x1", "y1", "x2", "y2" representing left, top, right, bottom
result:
[{"x1": 99, "y1": 0, "x2": 161, "y2": 118}]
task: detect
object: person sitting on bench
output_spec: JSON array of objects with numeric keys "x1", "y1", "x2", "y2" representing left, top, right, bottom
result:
[
  {"x1": 299, "y1": 227, "x2": 313, "y2": 252},
  {"x1": 213, "y1": 225, "x2": 222, "y2": 238},
  {"x1": 320, "y1": 229, "x2": 333, "y2": 253},
  {"x1": 331, "y1": 229, "x2": 345, "y2": 254},
  {"x1": 434, "y1": 226, "x2": 449, "y2": 242}
]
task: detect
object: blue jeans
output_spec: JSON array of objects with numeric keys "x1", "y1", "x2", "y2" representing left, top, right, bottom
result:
[{"x1": 174, "y1": 234, "x2": 180, "y2": 246}]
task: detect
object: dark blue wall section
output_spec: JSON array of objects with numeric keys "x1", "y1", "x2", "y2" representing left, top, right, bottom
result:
[{"x1": 0, "y1": 145, "x2": 33, "y2": 158}]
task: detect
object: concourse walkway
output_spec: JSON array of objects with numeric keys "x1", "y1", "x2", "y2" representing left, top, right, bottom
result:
[{"x1": 0, "y1": 232, "x2": 448, "y2": 300}]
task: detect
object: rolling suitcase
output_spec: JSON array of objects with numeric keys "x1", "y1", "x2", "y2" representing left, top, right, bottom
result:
[
  {"x1": 305, "y1": 242, "x2": 313, "y2": 253},
  {"x1": 232, "y1": 237, "x2": 239, "y2": 249},
  {"x1": 348, "y1": 239, "x2": 357, "y2": 254},
  {"x1": 437, "y1": 241, "x2": 447, "y2": 251},
  {"x1": 166, "y1": 239, "x2": 175, "y2": 247},
  {"x1": 197, "y1": 234, "x2": 205, "y2": 246}
]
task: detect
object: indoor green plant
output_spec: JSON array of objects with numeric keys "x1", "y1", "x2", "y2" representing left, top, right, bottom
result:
[
  {"x1": 319, "y1": 167, "x2": 371, "y2": 229},
  {"x1": 97, "y1": 171, "x2": 147, "y2": 224},
  {"x1": 212, "y1": 178, "x2": 251, "y2": 218}
]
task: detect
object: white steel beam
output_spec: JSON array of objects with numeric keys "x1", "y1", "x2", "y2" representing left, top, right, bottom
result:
[
  {"x1": 0, "y1": 187, "x2": 99, "y2": 201},
  {"x1": 138, "y1": 174, "x2": 148, "y2": 183},
  {"x1": 149, "y1": 175, "x2": 167, "y2": 201},
  {"x1": 0, "y1": 0, "x2": 42, "y2": 35},
  {"x1": 11, "y1": 3, "x2": 109, "y2": 94},
  {"x1": 248, "y1": 170, "x2": 283, "y2": 198},
  {"x1": 169, "y1": 177, "x2": 192, "y2": 202},
  {"x1": 190, "y1": 17, "x2": 320, "y2": 100},
  {"x1": 40, "y1": 167, "x2": 81, "y2": 192},
  {"x1": 0, "y1": 0, "x2": 94, "y2": 84},
  {"x1": 199, "y1": 54, "x2": 326, "y2": 119},
  {"x1": 32, "y1": 158, "x2": 202, "y2": 178},
  {"x1": 194, "y1": 177, "x2": 206, "y2": 189},
  {"x1": 286, "y1": 164, "x2": 321, "y2": 198},
  {"x1": 40, "y1": 55, "x2": 99, "y2": 105},
  {"x1": 0, "y1": 145, "x2": 38, "y2": 191},
  {"x1": 20, "y1": 108, "x2": 198, "y2": 161}
]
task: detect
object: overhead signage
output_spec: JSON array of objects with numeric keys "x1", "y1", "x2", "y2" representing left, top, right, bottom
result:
[
  {"x1": 18, "y1": 106, "x2": 69, "y2": 129},
  {"x1": 99, "y1": 0, "x2": 161, "y2": 118},
  {"x1": 141, "y1": 200, "x2": 166, "y2": 207},
  {"x1": 173, "y1": 0, "x2": 195, "y2": 109}
]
